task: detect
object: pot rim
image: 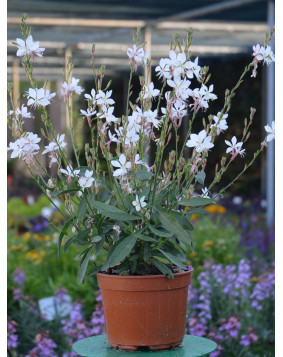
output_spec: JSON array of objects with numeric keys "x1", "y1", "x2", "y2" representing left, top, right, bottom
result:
[{"x1": 96, "y1": 268, "x2": 193, "y2": 279}]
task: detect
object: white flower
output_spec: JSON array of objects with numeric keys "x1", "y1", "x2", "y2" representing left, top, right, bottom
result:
[
  {"x1": 11, "y1": 105, "x2": 33, "y2": 121},
  {"x1": 168, "y1": 50, "x2": 189, "y2": 78},
  {"x1": 96, "y1": 90, "x2": 115, "y2": 107},
  {"x1": 155, "y1": 58, "x2": 171, "y2": 79},
  {"x1": 144, "y1": 109, "x2": 161, "y2": 128},
  {"x1": 100, "y1": 107, "x2": 118, "y2": 123},
  {"x1": 61, "y1": 77, "x2": 84, "y2": 101},
  {"x1": 128, "y1": 111, "x2": 142, "y2": 132},
  {"x1": 60, "y1": 165, "x2": 80, "y2": 177},
  {"x1": 111, "y1": 154, "x2": 131, "y2": 177},
  {"x1": 171, "y1": 100, "x2": 187, "y2": 119},
  {"x1": 7, "y1": 138, "x2": 29, "y2": 159},
  {"x1": 167, "y1": 77, "x2": 191, "y2": 100},
  {"x1": 186, "y1": 57, "x2": 201, "y2": 80},
  {"x1": 143, "y1": 82, "x2": 160, "y2": 99},
  {"x1": 108, "y1": 130, "x2": 121, "y2": 143},
  {"x1": 125, "y1": 127, "x2": 140, "y2": 147},
  {"x1": 199, "y1": 84, "x2": 217, "y2": 101},
  {"x1": 7, "y1": 133, "x2": 41, "y2": 160},
  {"x1": 211, "y1": 112, "x2": 228, "y2": 134},
  {"x1": 78, "y1": 170, "x2": 95, "y2": 193},
  {"x1": 134, "y1": 154, "x2": 143, "y2": 165},
  {"x1": 26, "y1": 88, "x2": 50, "y2": 108},
  {"x1": 80, "y1": 108, "x2": 97, "y2": 118},
  {"x1": 127, "y1": 44, "x2": 145, "y2": 63},
  {"x1": 132, "y1": 195, "x2": 147, "y2": 212},
  {"x1": 42, "y1": 134, "x2": 67, "y2": 154},
  {"x1": 201, "y1": 187, "x2": 210, "y2": 198},
  {"x1": 24, "y1": 132, "x2": 41, "y2": 152},
  {"x1": 264, "y1": 121, "x2": 275, "y2": 142},
  {"x1": 45, "y1": 90, "x2": 56, "y2": 101},
  {"x1": 186, "y1": 130, "x2": 214, "y2": 153},
  {"x1": 225, "y1": 136, "x2": 245, "y2": 157},
  {"x1": 84, "y1": 89, "x2": 97, "y2": 104},
  {"x1": 41, "y1": 207, "x2": 53, "y2": 218},
  {"x1": 15, "y1": 35, "x2": 45, "y2": 57},
  {"x1": 252, "y1": 44, "x2": 275, "y2": 65}
]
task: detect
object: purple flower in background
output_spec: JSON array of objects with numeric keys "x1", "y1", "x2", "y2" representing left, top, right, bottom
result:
[
  {"x1": 240, "y1": 328, "x2": 258, "y2": 346},
  {"x1": 219, "y1": 316, "x2": 241, "y2": 339},
  {"x1": 12, "y1": 287, "x2": 23, "y2": 301},
  {"x1": 26, "y1": 331, "x2": 58, "y2": 357},
  {"x1": 7, "y1": 319, "x2": 18, "y2": 350},
  {"x1": 55, "y1": 287, "x2": 69, "y2": 303},
  {"x1": 12, "y1": 268, "x2": 26, "y2": 286}
]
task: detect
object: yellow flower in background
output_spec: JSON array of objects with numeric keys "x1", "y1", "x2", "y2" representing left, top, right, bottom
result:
[
  {"x1": 202, "y1": 240, "x2": 214, "y2": 248},
  {"x1": 23, "y1": 232, "x2": 31, "y2": 242},
  {"x1": 226, "y1": 254, "x2": 232, "y2": 260},
  {"x1": 250, "y1": 277, "x2": 259, "y2": 283},
  {"x1": 26, "y1": 249, "x2": 45, "y2": 263},
  {"x1": 205, "y1": 204, "x2": 226, "y2": 214},
  {"x1": 189, "y1": 252, "x2": 197, "y2": 258},
  {"x1": 191, "y1": 214, "x2": 200, "y2": 221},
  {"x1": 33, "y1": 234, "x2": 51, "y2": 242},
  {"x1": 9, "y1": 244, "x2": 26, "y2": 252}
]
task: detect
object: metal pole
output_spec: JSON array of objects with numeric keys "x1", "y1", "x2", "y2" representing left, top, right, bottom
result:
[{"x1": 266, "y1": 1, "x2": 275, "y2": 227}]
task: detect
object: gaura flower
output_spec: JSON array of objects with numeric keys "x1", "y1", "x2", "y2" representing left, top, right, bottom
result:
[
  {"x1": 132, "y1": 195, "x2": 147, "y2": 212},
  {"x1": 15, "y1": 35, "x2": 45, "y2": 57},
  {"x1": 111, "y1": 154, "x2": 131, "y2": 177},
  {"x1": 264, "y1": 121, "x2": 275, "y2": 142},
  {"x1": 186, "y1": 130, "x2": 214, "y2": 153}
]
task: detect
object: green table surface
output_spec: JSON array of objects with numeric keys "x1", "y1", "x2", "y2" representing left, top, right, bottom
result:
[{"x1": 72, "y1": 335, "x2": 217, "y2": 357}]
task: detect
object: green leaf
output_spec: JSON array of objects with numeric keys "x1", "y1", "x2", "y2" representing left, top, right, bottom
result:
[
  {"x1": 195, "y1": 171, "x2": 206, "y2": 185},
  {"x1": 186, "y1": 208, "x2": 209, "y2": 215},
  {"x1": 148, "y1": 224, "x2": 172, "y2": 238},
  {"x1": 95, "y1": 237, "x2": 105, "y2": 257},
  {"x1": 143, "y1": 242, "x2": 150, "y2": 261},
  {"x1": 87, "y1": 264, "x2": 103, "y2": 276},
  {"x1": 51, "y1": 188, "x2": 79, "y2": 196},
  {"x1": 63, "y1": 229, "x2": 90, "y2": 253},
  {"x1": 150, "y1": 258, "x2": 174, "y2": 279},
  {"x1": 159, "y1": 249, "x2": 187, "y2": 270},
  {"x1": 179, "y1": 197, "x2": 214, "y2": 207},
  {"x1": 77, "y1": 197, "x2": 87, "y2": 221},
  {"x1": 155, "y1": 206, "x2": 192, "y2": 246},
  {"x1": 78, "y1": 246, "x2": 95, "y2": 284},
  {"x1": 172, "y1": 211, "x2": 194, "y2": 231},
  {"x1": 136, "y1": 169, "x2": 154, "y2": 180},
  {"x1": 58, "y1": 216, "x2": 75, "y2": 258},
  {"x1": 90, "y1": 200, "x2": 140, "y2": 221},
  {"x1": 136, "y1": 233, "x2": 156, "y2": 242},
  {"x1": 91, "y1": 235, "x2": 102, "y2": 243},
  {"x1": 106, "y1": 233, "x2": 138, "y2": 268}
]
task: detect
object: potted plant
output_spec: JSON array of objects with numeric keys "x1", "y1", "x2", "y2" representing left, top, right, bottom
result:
[{"x1": 7, "y1": 15, "x2": 275, "y2": 351}]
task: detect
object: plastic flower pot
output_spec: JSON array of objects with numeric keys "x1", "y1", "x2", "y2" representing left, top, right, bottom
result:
[{"x1": 97, "y1": 269, "x2": 193, "y2": 351}]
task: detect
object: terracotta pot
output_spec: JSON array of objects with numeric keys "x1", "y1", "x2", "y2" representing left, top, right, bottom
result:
[{"x1": 97, "y1": 269, "x2": 193, "y2": 351}]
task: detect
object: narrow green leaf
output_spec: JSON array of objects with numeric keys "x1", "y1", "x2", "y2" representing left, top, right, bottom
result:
[
  {"x1": 155, "y1": 206, "x2": 192, "y2": 246},
  {"x1": 78, "y1": 246, "x2": 94, "y2": 284},
  {"x1": 143, "y1": 242, "x2": 150, "y2": 261},
  {"x1": 90, "y1": 200, "x2": 140, "y2": 221},
  {"x1": 179, "y1": 197, "x2": 214, "y2": 207},
  {"x1": 58, "y1": 216, "x2": 75, "y2": 258},
  {"x1": 159, "y1": 249, "x2": 187, "y2": 270},
  {"x1": 91, "y1": 235, "x2": 102, "y2": 243},
  {"x1": 148, "y1": 224, "x2": 172, "y2": 238},
  {"x1": 186, "y1": 208, "x2": 209, "y2": 215},
  {"x1": 107, "y1": 233, "x2": 138, "y2": 268},
  {"x1": 195, "y1": 171, "x2": 206, "y2": 185},
  {"x1": 77, "y1": 197, "x2": 87, "y2": 221},
  {"x1": 136, "y1": 233, "x2": 156, "y2": 242},
  {"x1": 172, "y1": 211, "x2": 194, "y2": 231},
  {"x1": 150, "y1": 258, "x2": 174, "y2": 279},
  {"x1": 136, "y1": 169, "x2": 154, "y2": 180},
  {"x1": 87, "y1": 264, "x2": 103, "y2": 276}
]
